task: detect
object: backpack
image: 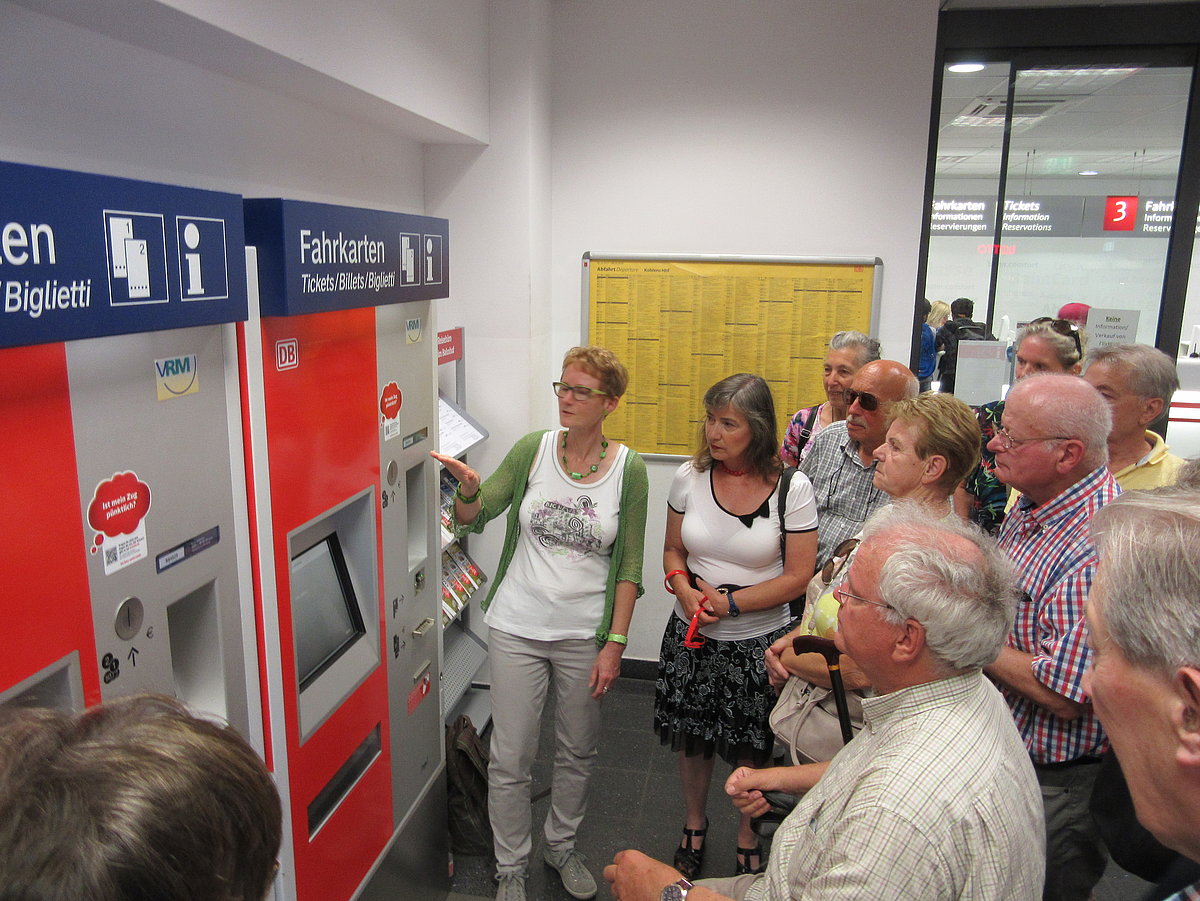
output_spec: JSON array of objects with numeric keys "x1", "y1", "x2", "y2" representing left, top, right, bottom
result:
[
  {"x1": 445, "y1": 714, "x2": 493, "y2": 855},
  {"x1": 953, "y1": 320, "x2": 992, "y2": 342}
]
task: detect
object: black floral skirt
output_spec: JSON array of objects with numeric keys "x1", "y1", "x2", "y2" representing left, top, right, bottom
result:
[{"x1": 653, "y1": 613, "x2": 790, "y2": 767}]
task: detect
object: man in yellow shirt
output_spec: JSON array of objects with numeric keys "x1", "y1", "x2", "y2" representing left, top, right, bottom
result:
[{"x1": 1083, "y1": 343, "x2": 1184, "y2": 490}]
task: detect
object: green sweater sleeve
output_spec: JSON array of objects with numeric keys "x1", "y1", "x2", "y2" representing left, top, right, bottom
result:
[
  {"x1": 613, "y1": 450, "x2": 649, "y2": 593},
  {"x1": 450, "y1": 430, "x2": 546, "y2": 538}
]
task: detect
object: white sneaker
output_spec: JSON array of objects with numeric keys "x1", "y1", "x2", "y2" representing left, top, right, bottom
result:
[
  {"x1": 496, "y1": 873, "x2": 526, "y2": 901},
  {"x1": 544, "y1": 847, "x2": 597, "y2": 900}
]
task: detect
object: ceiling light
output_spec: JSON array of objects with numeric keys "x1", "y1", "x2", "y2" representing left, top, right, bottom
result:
[
  {"x1": 1078, "y1": 170, "x2": 1100, "y2": 176},
  {"x1": 948, "y1": 63, "x2": 985, "y2": 73}
]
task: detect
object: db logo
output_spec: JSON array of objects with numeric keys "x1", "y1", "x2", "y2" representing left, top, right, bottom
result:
[{"x1": 275, "y1": 339, "x2": 299, "y2": 371}]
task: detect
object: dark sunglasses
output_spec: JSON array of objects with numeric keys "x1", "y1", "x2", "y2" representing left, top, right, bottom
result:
[
  {"x1": 843, "y1": 389, "x2": 880, "y2": 412},
  {"x1": 1029, "y1": 317, "x2": 1083, "y2": 359}
]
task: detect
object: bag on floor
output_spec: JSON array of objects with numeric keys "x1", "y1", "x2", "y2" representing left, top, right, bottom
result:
[{"x1": 446, "y1": 714, "x2": 493, "y2": 855}]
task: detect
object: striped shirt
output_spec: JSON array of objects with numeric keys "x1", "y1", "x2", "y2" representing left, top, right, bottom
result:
[
  {"x1": 746, "y1": 671, "x2": 1044, "y2": 901},
  {"x1": 1163, "y1": 884, "x2": 1200, "y2": 901},
  {"x1": 996, "y1": 465, "x2": 1121, "y2": 764},
  {"x1": 799, "y1": 421, "x2": 888, "y2": 569}
]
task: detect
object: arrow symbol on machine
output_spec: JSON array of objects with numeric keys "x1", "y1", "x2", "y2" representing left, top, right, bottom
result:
[{"x1": 128, "y1": 647, "x2": 140, "y2": 666}]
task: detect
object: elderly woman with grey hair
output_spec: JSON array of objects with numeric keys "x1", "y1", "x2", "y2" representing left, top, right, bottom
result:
[{"x1": 780, "y1": 331, "x2": 882, "y2": 467}]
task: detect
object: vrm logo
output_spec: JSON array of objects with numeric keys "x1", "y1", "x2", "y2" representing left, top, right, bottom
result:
[
  {"x1": 155, "y1": 354, "x2": 199, "y2": 400},
  {"x1": 275, "y1": 339, "x2": 299, "y2": 371},
  {"x1": 406, "y1": 318, "x2": 423, "y2": 344}
]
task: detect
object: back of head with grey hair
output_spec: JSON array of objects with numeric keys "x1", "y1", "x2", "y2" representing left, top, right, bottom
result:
[
  {"x1": 861, "y1": 502, "x2": 1019, "y2": 673},
  {"x1": 1007, "y1": 373, "x2": 1111, "y2": 471},
  {"x1": 1092, "y1": 487, "x2": 1200, "y2": 676},
  {"x1": 1083, "y1": 343, "x2": 1180, "y2": 404},
  {"x1": 828, "y1": 330, "x2": 882, "y2": 368}
]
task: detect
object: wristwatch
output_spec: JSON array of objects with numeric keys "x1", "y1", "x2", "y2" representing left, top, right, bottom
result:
[
  {"x1": 661, "y1": 876, "x2": 694, "y2": 901},
  {"x1": 722, "y1": 587, "x2": 741, "y2": 617}
]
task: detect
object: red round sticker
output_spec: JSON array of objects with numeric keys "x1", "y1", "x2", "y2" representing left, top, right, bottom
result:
[
  {"x1": 380, "y1": 381, "x2": 403, "y2": 420},
  {"x1": 87, "y1": 472, "x2": 152, "y2": 538}
]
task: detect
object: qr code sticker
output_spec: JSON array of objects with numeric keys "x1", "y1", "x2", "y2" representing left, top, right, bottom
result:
[{"x1": 105, "y1": 547, "x2": 118, "y2": 567}]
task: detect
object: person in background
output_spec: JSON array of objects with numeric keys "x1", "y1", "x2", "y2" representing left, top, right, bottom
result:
[
  {"x1": 780, "y1": 331, "x2": 881, "y2": 467},
  {"x1": 935, "y1": 297, "x2": 995, "y2": 395},
  {"x1": 0, "y1": 693, "x2": 282, "y2": 901},
  {"x1": 656, "y1": 373, "x2": 818, "y2": 881},
  {"x1": 1057, "y1": 302, "x2": 1091, "y2": 328},
  {"x1": 927, "y1": 299, "x2": 951, "y2": 333},
  {"x1": 1083, "y1": 343, "x2": 1183, "y2": 489},
  {"x1": 799, "y1": 360, "x2": 919, "y2": 569},
  {"x1": 983, "y1": 373, "x2": 1120, "y2": 901},
  {"x1": 607, "y1": 505, "x2": 1044, "y2": 901},
  {"x1": 1084, "y1": 487, "x2": 1200, "y2": 901},
  {"x1": 917, "y1": 299, "x2": 937, "y2": 393},
  {"x1": 431, "y1": 345, "x2": 649, "y2": 901},
  {"x1": 959, "y1": 316, "x2": 1086, "y2": 532}
]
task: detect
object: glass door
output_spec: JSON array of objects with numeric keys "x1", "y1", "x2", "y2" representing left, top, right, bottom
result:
[{"x1": 922, "y1": 51, "x2": 1195, "y2": 402}]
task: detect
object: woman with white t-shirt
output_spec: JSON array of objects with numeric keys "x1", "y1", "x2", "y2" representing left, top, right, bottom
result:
[
  {"x1": 431, "y1": 346, "x2": 648, "y2": 901},
  {"x1": 655, "y1": 373, "x2": 818, "y2": 880}
]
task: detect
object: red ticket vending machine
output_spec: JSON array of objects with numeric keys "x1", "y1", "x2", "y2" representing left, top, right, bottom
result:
[
  {"x1": 0, "y1": 161, "x2": 261, "y2": 748},
  {"x1": 241, "y1": 200, "x2": 449, "y2": 901}
]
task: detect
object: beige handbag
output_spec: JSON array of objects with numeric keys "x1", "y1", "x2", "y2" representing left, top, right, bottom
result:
[{"x1": 769, "y1": 537, "x2": 865, "y2": 765}]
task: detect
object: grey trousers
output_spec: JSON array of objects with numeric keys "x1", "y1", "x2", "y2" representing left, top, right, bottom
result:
[
  {"x1": 487, "y1": 628, "x2": 602, "y2": 876},
  {"x1": 1038, "y1": 759, "x2": 1107, "y2": 901}
]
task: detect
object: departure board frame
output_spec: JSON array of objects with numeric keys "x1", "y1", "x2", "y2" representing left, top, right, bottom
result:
[{"x1": 583, "y1": 253, "x2": 882, "y2": 457}]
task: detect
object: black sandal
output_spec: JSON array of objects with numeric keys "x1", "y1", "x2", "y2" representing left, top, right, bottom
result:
[
  {"x1": 673, "y1": 818, "x2": 708, "y2": 879},
  {"x1": 735, "y1": 843, "x2": 765, "y2": 875}
]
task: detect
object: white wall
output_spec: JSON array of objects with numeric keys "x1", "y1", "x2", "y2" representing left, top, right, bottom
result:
[
  {"x1": 546, "y1": 0, "x2": 941, "y2": 661},
  {"x1": 425, "y1": 0, "x2": 554, "y2": 581},
  {"x1": 0, "y1": 0, "x2": 488, "y2": 201}
]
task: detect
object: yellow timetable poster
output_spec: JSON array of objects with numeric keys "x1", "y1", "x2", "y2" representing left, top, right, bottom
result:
[{"x1": 585, "y1": 255, "x2": 878, "y2": 456}]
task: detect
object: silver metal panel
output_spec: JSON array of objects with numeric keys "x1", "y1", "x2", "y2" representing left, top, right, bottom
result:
[
  {"x1": 376, "y1": 301, "x2": 443, "y2": 828},
  {"x1": 65, "y1": 324, "x2": 253, "y2": 737}
]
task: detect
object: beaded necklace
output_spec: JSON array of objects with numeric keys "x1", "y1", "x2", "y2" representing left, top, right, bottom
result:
[{"x1": 561, "y1": 431, "x2": 608, "y2": 480}]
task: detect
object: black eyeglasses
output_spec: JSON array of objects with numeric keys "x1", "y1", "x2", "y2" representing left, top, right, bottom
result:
[
  {"x1": 1029, "y1": 317, "x2": 1083, "y2": 360},
  {"x1": 844, "y1": 389, "x2": 880, "y2": 412},
  {"x1": 552, "y1": 381, "x2": 610, "y2": 400}
]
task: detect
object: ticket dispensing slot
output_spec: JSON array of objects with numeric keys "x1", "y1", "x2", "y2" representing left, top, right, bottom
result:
[
  {"x1": 289, "y1": 489, "x2": 379, "y2": 742},
  {"x1": 0, "y1": 653, "x2": 85, "y2": 712},
  {"x1": 405, "y1": 462, "x2": 427, "y2": 572},
  {"x1": 166, "y1": 581, "x2": 225, "y2": 721},
  {"x1": 307, "y1": 724, "x2": 382, "y2": 838}
]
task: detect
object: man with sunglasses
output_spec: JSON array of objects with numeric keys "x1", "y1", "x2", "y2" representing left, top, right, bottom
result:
[
  {"x1": 799, "y1": 359, "x2": 918, "y2": 569},
  {"x1": 982, "y1": 373, "x2": 1121, "y2": 901},
  {"x1": 603, "y1": 505, "x2": 1044, "y2": 901}
]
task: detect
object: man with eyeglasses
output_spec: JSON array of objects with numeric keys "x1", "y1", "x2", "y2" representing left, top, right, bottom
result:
[
  {"x1": 982, "y1": 373, "x2": 1121, "y2": 901},
  {"x1": 603, "y1": 504, "x2": 1044, "y2": 901},
  {"x1": 799, "y1": 359, "x2": 918, "y2": 569}
]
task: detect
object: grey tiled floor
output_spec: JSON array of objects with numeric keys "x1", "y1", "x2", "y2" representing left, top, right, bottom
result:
[{"x1": 449, "y1": 675, "x2": 1154, "y2": 901}]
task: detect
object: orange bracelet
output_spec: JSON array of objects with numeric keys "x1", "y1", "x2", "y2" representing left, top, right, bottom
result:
[{"x1": 664, "y1": 570, "x2": 688, "y2": 594}]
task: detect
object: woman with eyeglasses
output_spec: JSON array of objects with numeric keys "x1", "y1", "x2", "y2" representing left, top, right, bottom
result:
[
  {"x1": 655, "y1": 373, "x2": 819, "y2": 880},
  {"x1": 780, "y1": 331, "x2": 881, "y2": 467},
  {"x1": 430, "y1": 345, "x2": 648, "y2": 901},
  {"x1": 960, "y1": 316, "x2": 1086, "y2": 533},
  {"x1": 766, "y1": 393, "x2": 983, "y2": 764}
]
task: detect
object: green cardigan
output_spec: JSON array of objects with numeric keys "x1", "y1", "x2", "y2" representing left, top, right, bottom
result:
[{"x1": 453, "y1": 430, "x2": 649, "y2": 646}]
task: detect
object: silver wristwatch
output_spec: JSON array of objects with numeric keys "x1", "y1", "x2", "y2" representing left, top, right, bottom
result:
[{"x1": 661, "y1": 876, "x2": 694, "y2": 901}]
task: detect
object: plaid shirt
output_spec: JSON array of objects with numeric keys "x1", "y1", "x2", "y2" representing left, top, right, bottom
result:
[
  {"x1": 799, "y1": 421, "x2": 889, "y2": 569},
  {"x1": 997, "y1": 465, "x2": 1121, "y2": 764}
]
